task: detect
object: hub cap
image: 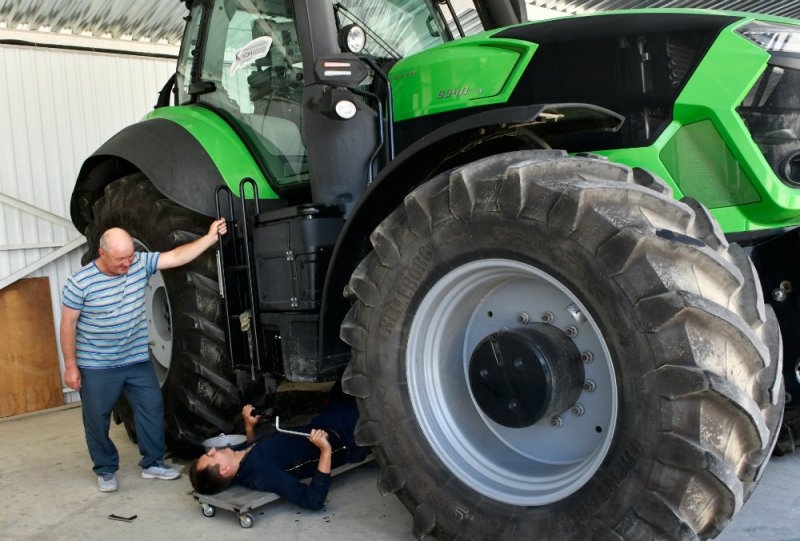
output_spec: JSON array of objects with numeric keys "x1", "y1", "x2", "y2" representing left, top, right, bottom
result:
[
  {"x1": 468, "y1": 325, "x2": 584, "y2": 429},
  {"x1": 407, "y1": 259, "x2": 617, "y2": 505}
]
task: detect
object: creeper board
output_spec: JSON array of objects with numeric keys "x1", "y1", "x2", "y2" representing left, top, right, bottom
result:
[{"x1": 193, "y1": 455, "x2": 374, "y2": 528}]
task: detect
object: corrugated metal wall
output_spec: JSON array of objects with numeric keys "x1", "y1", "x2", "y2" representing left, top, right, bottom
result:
[
  {"x1": 0, "y1": 41, "x2": 176, "y2": 402},
  {"x1": 529, "y1": 0, "x2": 800, "y2": 18},
  {"x1": 0, "y1": 0, "x2": 185, "y2": 43}
]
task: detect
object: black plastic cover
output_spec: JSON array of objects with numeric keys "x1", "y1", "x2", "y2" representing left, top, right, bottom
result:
[{"x1": 253, "y1": 204, "x2": 343, "y2": 311}]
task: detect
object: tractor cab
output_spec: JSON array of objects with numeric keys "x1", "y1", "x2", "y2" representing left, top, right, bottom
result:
[{"x1": 172, "y1": 0, "x2": 478, "y2": 205}]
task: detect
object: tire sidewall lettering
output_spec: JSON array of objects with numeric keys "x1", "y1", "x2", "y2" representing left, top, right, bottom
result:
[{"x1": 377, "y1": 244, "x2": 434, "y2": 339}]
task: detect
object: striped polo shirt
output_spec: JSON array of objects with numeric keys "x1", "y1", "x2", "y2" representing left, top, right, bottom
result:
[{"x1": 62, "y1": 252, "x2": 160, "y2": 369}]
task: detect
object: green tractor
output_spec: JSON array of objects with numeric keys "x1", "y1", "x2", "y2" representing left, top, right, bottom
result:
[{"x1": 70, "y1": 0, "x2": 798, "y2": 538}]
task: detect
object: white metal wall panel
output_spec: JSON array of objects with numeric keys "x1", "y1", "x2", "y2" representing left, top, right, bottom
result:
[
  {"x1": 0, "y1": 41, "x2": 176, "y2": 402},
  {"x1": 0, "y1": 0, "x2": 185, "y2": 44}
]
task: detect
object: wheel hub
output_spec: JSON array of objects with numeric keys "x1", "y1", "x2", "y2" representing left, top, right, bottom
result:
[
  {"x1": 407, "y1": 258, "x2": 618, "y2": 505},
  {"x1": 468, "y1": 324, "x2": 584, "y2": 428}
]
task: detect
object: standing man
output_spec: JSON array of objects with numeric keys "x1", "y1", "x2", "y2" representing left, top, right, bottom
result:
[{"x1": 60, "y1": 219, "x2": 227, "y2": 492}]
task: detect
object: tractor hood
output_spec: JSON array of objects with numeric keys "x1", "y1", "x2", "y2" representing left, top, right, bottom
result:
[{"x1": 388, "y1": 34, "x2": 537, "y2": 122}]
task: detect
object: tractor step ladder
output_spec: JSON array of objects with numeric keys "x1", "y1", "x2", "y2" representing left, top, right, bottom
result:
[{"x1": 215, "y1": 179, "x2": 263, "y2": 373}]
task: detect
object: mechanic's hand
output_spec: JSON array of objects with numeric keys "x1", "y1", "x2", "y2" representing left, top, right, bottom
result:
[
  {"x1": 309, "y1": 429, "x2": 331, "y2": 452},
  {"x1": 242, "y1": 404, "x2": 261, "y2": 432}
]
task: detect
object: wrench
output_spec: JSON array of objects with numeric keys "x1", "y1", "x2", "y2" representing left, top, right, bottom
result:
[{"x1": 274, "y1": 416, "x2": 311, "y2": 437}]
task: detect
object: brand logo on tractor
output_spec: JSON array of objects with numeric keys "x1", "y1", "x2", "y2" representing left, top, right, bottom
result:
[{"x1": 230, "y1": 36, "x2": 273, "y2": 76}]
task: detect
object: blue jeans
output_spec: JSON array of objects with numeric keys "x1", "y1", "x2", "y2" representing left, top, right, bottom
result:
[{"x1": 79, "y1": 362, "x2": 165, "y2": 475}]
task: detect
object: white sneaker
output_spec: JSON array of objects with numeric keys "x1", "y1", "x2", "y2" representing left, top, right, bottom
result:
[
  {"x1": 141, "y1": 462, "x2": 180, "y2": 480},
  {"x1": 98, "y1": 472, "x2": 118, "y2": 492}
]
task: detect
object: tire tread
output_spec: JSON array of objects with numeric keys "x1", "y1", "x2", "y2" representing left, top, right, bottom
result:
[{"x1": 341, "y1": 151, "x2": 782, "y2": 540}]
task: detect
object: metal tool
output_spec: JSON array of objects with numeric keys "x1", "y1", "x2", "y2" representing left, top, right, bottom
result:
[
  {"x1": 274, "y1": 416, "x2": 311, "y2": 437},
  {"x1": 108, "y1": 514, "x2": 137, "y2": 523}
]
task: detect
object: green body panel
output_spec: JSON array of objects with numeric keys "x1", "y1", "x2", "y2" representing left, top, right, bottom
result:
[
  {"x1": 152, "y1": 9, "x2": 800, "y2": 232},
  {"x1": 386, "y1": 8, "x2": 800, "y2": 233},
  {"x1": 389, "y1": 35, "x2": 536, "y2": 122},
  {"x1": 500, "y1": 10, "x2": 800, "y2": 233},
  {"x1": 144, "y1": 106, "x2": 277, "y2": 198},
  {"x1": 595, "y1": 16, "x2": 800, "y2": 232}
]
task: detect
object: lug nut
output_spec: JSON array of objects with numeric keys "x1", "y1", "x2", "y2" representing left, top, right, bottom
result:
[
  {"x1": 583, "y1": 380, "x2": 597, "y2": 392},
  {"x1": 479, "y1": 368, "x2": 489, "y2": 379},
  {"x1": 571, "y1": 404, "x2": 585, "y2": 417},
  {"x1": 565, "y1": 325, "x2": 578, "y2": 338},
  {"x1": 514, "y1": 358, "x2": 524, "y2": 369},
  {"x1": 780, "y1": 280, "x2": 794, "y2": 293},
  {"x1": 580, "y1": 351, "x2": 593, "y2": 363},
  {"x1": 508, "y1": 399, "x2": 519, "y2": 411},
  {"x1": 541, "y1": 312, "x2": 554, "y2": 323},
  {"x1": 551, "y1": 416, "x2": 563, "y2": 428}
]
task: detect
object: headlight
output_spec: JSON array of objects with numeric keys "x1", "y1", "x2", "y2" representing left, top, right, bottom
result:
[
  {"x1": 335, "y1": 99, "x2": 358, "y2": 120},
  {"x1": 737, "y1": 20, "x2": 800, "y2": 188},
  {"x1": 737, "y1": 21, "x2": 800, "y2": 55},
  {"x1": 338, "y1": 24, "x2": 366, "y2": 54},
  {"x1": 782, "y1": 151, "x2": 800, "y2": 186}
]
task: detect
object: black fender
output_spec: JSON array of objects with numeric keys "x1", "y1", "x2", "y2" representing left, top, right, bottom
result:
[
  {"x1": 70, "y1": 118, "x2": 224, "y2": 233},
  {"x1": 318, "y1": 102, "x2": 624, "y2": 365}
]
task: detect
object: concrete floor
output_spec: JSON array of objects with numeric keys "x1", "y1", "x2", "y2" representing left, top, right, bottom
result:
[{"x1": 1, "y1": 405, "x2": 799, "y2": 541}]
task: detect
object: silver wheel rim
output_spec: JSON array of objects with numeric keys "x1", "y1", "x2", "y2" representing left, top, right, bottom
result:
[
  {"x1": 407, "y1": 259, "x2": 617, "y2": 506},
  {"x1": 135, "y1": 239, "x2": 173, "y2": 386}
]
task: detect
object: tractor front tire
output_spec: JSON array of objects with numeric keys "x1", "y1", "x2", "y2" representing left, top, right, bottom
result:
[
  {"x1": 342, "y1": 151, "x2": 783, "y2": 540},
  {"x1": 84, "y1": 173, "x2": 240, "y2": 450}
]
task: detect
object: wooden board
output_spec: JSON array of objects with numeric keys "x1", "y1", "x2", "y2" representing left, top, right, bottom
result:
[{"x1": 0, "y1": 277, "x2": 63, "y2": 417}]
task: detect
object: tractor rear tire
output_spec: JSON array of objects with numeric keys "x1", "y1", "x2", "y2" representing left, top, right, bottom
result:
[
  {"x1": 83, "y1": 173, "x2": 240, "y2": 450},
  {"x1": 341, "y1": 151, "x2": 783, "y2": 540}
]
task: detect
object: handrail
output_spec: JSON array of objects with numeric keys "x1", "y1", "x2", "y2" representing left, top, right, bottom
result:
[
  {"x1": 238, "y1": 178, "x2": 263, "y2": 373},
  {"x1": 214, "y1": 185, "x2": 236, "y2": 369}
]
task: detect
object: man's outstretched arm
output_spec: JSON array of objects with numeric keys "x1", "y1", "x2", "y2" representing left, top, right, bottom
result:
[{"x1": 157, "y1": 218, "x2": 227, "y2": 270}]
